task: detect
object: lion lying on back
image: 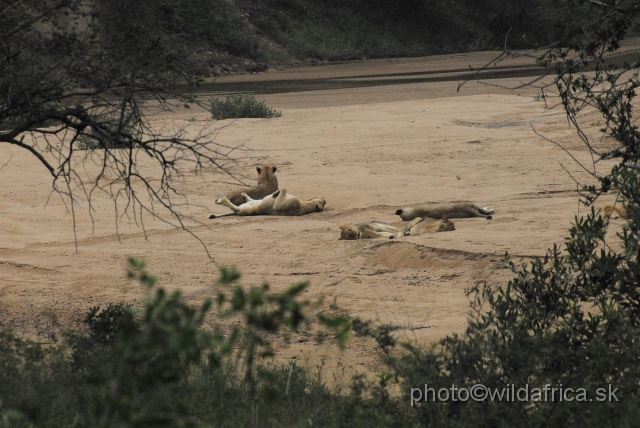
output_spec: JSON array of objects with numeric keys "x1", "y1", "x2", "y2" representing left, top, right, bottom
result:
[
  {"x1": 339, "y1": 216, "x2": 455, "y2": 240},
  {"x1": 211, "y1": 189, "x2": 326, "y2": 218},
  {"x1": 225, "y1": 166, "x2": 278, "y2": 206},
  {"x1": 395, "y1": 202, "x2": 493, "y2": 221}
]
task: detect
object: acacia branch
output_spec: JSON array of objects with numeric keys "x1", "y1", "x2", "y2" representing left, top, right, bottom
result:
[
  {"x1": 2, "y1": 136, "x2": 55, "y2": 176},
  {"x1": 530, "y1": 123, "x2": 598, "y2": 178}
]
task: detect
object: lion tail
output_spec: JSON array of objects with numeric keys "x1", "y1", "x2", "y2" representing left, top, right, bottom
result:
[{"x1": 478, "y1": 206, "x2": 494, "y2": 215}]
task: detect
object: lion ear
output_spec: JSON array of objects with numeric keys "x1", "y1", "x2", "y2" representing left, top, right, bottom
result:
[
  {"x1": 272, "y1": 166, "x2": 277, "y2": 173},
  {"x1": 339, "y1": 224, "x2": 348, "y2": 230},
  {"x1": 256, "y1": 166, "x2": 262, "y2": 174}
]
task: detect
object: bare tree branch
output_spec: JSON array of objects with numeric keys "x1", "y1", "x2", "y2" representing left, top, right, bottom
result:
[
  {"x1": 0, "y1": 0, "x2": 266, "y2": 262},
  {"x1": 456, "y1": 0, "x2": 640, "y2": 209},
  {"x1": 530, "y1": 124, "x2": 598, "y2": 178}
]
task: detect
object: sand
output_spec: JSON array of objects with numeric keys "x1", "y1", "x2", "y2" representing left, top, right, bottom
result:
[{"x1": 0, "y1": 49, "x2": 626, "y2": 373}]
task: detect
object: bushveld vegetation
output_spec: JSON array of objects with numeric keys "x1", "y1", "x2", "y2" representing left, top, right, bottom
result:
[
  {"x1": 96, "y1": 0, "x2": 615, "y2": 65},
  {"x1": 240, "y1": 0, "x2": 583, "y2": 60},
  {"x1": 0, "y1": 260, "x2": 362, "y2": 427}
]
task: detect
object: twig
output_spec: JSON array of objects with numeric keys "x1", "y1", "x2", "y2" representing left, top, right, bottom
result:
[
  {"x1": 530, "y1": 123, "x2": 597, "y2": 178},
  {"x1": 327, "y1": 276, "x2": 355, "y2": 287},
  {"x1": 457, "y1": 51, "x2": 509, "y2": 92},
  {"x1": 285, "y1": 362, "x2": 293, "y2": 396},
  {"x1": 0, "y1": 153, "x2": 12, "y2": 172},
  {"x1": 504, "y1": 27, "x2": 513, "y2": 52},
  {"x1": 408, "y1": 326, "x2": 434, "y2": 331}
]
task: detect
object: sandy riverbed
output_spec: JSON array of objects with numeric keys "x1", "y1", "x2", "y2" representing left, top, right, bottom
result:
[{"x1": 0, "y1": 48, "x2": 628, "y2": 373}]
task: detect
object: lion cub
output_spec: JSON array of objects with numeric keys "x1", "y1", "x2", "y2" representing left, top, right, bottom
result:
[
  {"x1": 212, "y1": 189, "x2": 326, "y2": 217},
  {"x1": 339, "y1": 216, "x2": 455, "y2": 240},
  {"x1": 225, "y1": 166, "x2": 278, "y2": 206},
  {"x1": 395, "y1": 202, "x2": 493, "y2": 221}
]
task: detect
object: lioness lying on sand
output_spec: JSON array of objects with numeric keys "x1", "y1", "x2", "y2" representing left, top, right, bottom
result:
[
  {"x1": 339, "y1": 221, "x2": 402, "y2": 240},
  {"x1": 210, "y1": 189, "x2": 326, "y2": 218},
  {"x1": 395, "y1": 202, "x2": 493, "y2": 221},
  {"x1": 339, "y1": 216, "x2": 455, "y2": 240},
  {"x1": 225, "y1": 166, "x2": 278, "y2": 206},
  {"x1": 396, "y1": 216, "x2": 455, "y2": 237}
]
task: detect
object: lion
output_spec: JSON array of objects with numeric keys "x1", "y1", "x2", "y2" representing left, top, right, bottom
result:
[
  {"x1": 395, "y1": 203, "x2": 493, "y2": 221},
  {"x1": 391, "y1": 216, "x2": 455, "y2": 238},
  {"x1": 603, "y1": 204, "x2": 637, "y2": 220},
  {"x1": 339, "y1": 221, "x2": 401, "y2": 240},
  {"x1": 339, "y1": 216, "x2": 455, "y2": 240},
  {"x1": 225, "y1": 166, "x2": 278, "y2": 206},
  {"x1": 211, "y1": 189, "x2": 326, "y2": 218}
]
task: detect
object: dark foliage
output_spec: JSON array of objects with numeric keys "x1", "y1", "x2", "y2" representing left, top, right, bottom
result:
[
  {"x1": 240, "y1": 0, "x2": 586, "y2": 60},
  {"x1": 0, "y1": 260, "x2": 378, "y2": 427},
  {"x1": 352, "y1": 1, "x2": 640, "y2": 426}
]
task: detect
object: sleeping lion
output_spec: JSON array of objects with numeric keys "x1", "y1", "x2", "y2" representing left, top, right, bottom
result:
[
  {"x1": 210, "y1": 189, "x2": 326, "y2": 218},
  {"x1": 339, "y1": 216, "x2": 455, "y2": 240},
  {"x1": 395, "y1": 202, "x2": 493, "y2": 221}
]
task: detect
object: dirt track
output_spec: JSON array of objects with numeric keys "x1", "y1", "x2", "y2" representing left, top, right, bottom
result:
[{"x1": 0, "y1": 47, "x2": 633, "y2": 373}]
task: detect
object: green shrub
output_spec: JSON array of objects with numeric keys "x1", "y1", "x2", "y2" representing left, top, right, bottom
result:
[
  {"x1": 0, "y1": 260, "x2": 380, "y2": 427},
  {"x1": 84, "y1": 303, "x2": 136, "y2": 345},
  {"x1": 210, "y1": 94, "x2": 282, "y2": 120}
]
